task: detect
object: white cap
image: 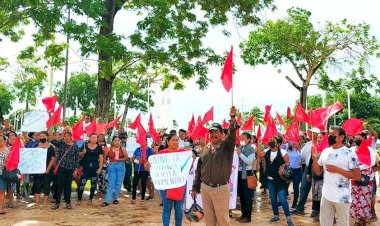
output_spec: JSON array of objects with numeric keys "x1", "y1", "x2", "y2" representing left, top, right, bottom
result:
[{"x1": 309, "y1": 127, "x2": 321, "y2": 134}]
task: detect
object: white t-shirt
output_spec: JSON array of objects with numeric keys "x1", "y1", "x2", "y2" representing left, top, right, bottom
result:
[
  {"x1": 264, "y1": 148, "x2": 287, "y2": 162},
  {"x1": 318, "y1": 146, "x2": 360, "y2": 203},
  {"x1": 82, "y1": 121, "x2": 91, "y2": 140},
  {"x1": 301, "y1": 141, "x2": 312, "y2": 167}
]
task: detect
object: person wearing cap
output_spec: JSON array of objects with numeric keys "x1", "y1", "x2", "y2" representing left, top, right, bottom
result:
[
  {"x1": 2, "y1": 119, "x2": 15, "y2": 134},
  {"x1": 292, "y1": 127, "x2": 320, "y2": 215},
  {"x1": 311, "y1": 126, "x2": 361, "y2": 226},
  {"x1": 191, "y1": 106, "x2": 237, "y2": 226}
]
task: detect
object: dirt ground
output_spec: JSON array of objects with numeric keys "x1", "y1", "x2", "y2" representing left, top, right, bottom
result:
[{"x1": 1, "y1": 187, "x2": 379, "y2": 226}]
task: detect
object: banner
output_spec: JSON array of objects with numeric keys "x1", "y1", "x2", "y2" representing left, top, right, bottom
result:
[
  {"x1": 185, "y1": 152, "x2": 239, "y2": 209},
  {"x1": 18, "y1": 148, "x2": 47, "y2": 174},
  {"x1": 149, "y1": 151, "x2": 193, "y2": 190},
  {"x1": 21, "y1": 111, "x2": 49, "y2": 132}
]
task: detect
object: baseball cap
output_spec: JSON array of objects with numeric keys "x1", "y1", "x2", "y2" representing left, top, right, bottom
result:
[
  {"x1": 309, "y1": 127, "x2": 321, "y2": 134},
  {"x1": 208, "y1": 123, "x2": 222, "y2": 132}
]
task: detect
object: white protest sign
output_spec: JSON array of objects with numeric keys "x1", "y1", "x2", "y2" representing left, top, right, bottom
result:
[
  {"x1": 149, "y1": 151, "x2": 193, "y2": 190},
  {"x1": 126, "y1": 137, "x2": 140, "y2": 157},
  {"x1": 18, "y1": 148, "x2": 47, "y2": 174},
  {"x1": 21, "y1": 111, "x2": 49, "y2": 132},
  {"x1": 185, "y1": 152, "x2": 239, "y2": 209}
]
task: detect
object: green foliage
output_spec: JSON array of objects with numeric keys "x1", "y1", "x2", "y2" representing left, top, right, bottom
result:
[
  {"x1": 0, "y1": 57, "x2": 9, "y2": 71},
  {"x1": 243, "y1": 106, "x2": 264, "y2": 129},
  {"x1": 0, "y1": 81, "x2": 15, "y2": 115}
]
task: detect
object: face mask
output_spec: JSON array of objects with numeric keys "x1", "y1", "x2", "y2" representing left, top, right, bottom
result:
[
  {"x1": 269, "y1": 141, "x2": 276, "y2": 148},
  {"x1": 355, "y1": 140, "x2": 362, "y2": 146},
  {"x1": 40, "y1": 138, "x2": 47, "y2": 143},
  {"x1": 328, "y1": 135, "x2": 337, "y2": 146},
  {"x1": 240, "y1": 141, "x2": 246, "y2": 146}
]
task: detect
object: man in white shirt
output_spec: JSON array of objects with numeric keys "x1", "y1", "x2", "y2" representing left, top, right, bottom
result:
[
  {"x1": 311, "y1": 126, "x2": 361, "y2": 226},
  {"x1": 82, "y1": 116, "x2": 91, "y2": 141}
]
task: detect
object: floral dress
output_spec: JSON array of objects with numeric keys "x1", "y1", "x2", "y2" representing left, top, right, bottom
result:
[{"x1": 350, "y1": 168, "x2": 373, "y2": 220}]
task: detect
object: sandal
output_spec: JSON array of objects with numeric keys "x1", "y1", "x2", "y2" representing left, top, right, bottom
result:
[
  {"x1": 101, "y1": 202, "x2": 110, "y2": 207},
  {"x1": 51, "y1": 204, "x2": 59, "y2": 210},
  {"x1": 113, "y1": 200, "x2": 119, "y2": 204},
  {"x1": 66, "y1": 204, "x2": 72, "y2": 209}
]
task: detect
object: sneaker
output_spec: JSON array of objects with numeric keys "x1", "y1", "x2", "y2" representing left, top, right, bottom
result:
[
  {"x1": 51, "y1": 204, "x2": 59, "y2": 210},
  {"x1": 235, "y1": 215, "x2": 244, "y2": 221},
  {"x1": 269, "y1": 216, "x2": 280, "y2": 223},
  {"x1": 310, "y1": 211, "x2": 318, "y2": 218},
  {"x1": 287, "y1": 220, "x2": 295, "y2": 226},
  {"x1": 239, "y1": 217, "x2": 251, "y2": 223}
]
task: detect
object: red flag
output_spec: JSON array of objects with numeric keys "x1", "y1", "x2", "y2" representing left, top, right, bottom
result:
[
  {"x1": 310, "y1": 107, "x2": 329, "y2": 131},
  {"x1": 276, "y1": 112, "x2": 286, "y2": 128},
  {"x1": 106, "y1": 115, "x2": 122, "y2": 129},
  {"x1": 284, "y1": 118, "x2": 299, "y2": 143},
  {"x1": 148, "y1": 113, "x2": 161, "y2": 142},
  {"x1": 326, "y1": 101, "x2": 343, "y2": 118},
  {"x1": 220, "y1": 46, "x2": 233, "y2": 92},
  {"x1": 129, "y1": 113, "x2": 141, "y2": 130},
  {"x1": 262, "y1": 116, "x2": 278, "y2": 143},
  {"x1": 257, "y1": 124, "x2": 262, "y2": 140},
  {"x1": 236, "y1": 128, "x2": 241, "y2": 145},
  {"x1": 191, "y1": 124, "x2": 208, "y2": 141},
  {"x1": 201, "y1": 106, "x2": 214, "y2": 125},
  {"x1": 356, "y1": 140, "x2": 371, "y2": 165},
  {"x1": 263, "y1": 105, "x2": 272, "y2": 123},
  {"x1": 86, "y1": 117, "x2": 97, "y2": 137},
  {"x1": 341, "y1": 118, "x2": 364, "y2": 136},
  {"x1": 42, "y1": 95, "x2": 57, "y2": 115},
  {"x1": 72, "y1": 116, "x2": 85, "y2": 141},
  {"x1": 295, "y1": 103, "x2": 311, "y2": 124},
  {"x1": 315, "y1": 133, "x2": 329, "y2": 153},
  {"x1": 136, "y1": 123, "x2": 147, "y2": 164},
  {"x1": 46, "y1": 104, "x2": 62, "y2": 128},
  {"x1": 222, "y1": 119, "x2": 230, "y2": 129},
  {"x1": 187, "y1": 114, "x2": 195, "y2": 135},
  {"x1": 5, "y1": 136, "x2": 21, "y2": 171},
  {"x1": 96, "y1": 123, "x2": 107, "y2": 135},
  {"x1": 237, "y1": 113, "x2": 242, "y2": 125},
  {"x1": 287, "y1": 107, "x2": 292, "y2": 120},
  {"x1": 241, "y1": 115, "x2": 254, "y2": 131},
  {"x1": 196, "y1": 116, "x2": 202, "y2": 125}
]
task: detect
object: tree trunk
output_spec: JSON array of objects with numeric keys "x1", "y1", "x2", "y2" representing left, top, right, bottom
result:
[
  {"x1": 299, "y1": 86, "x2": 308, "y2": 131},
  {"x1": 25, "y1": 90, "x2": 29, "y2": 112},
  {"x1": 121, "y1": 94, "x2": 133, "y2": 128},
  {"x1": 96, "y1": 78, "x2": 113, "y2": 118}
]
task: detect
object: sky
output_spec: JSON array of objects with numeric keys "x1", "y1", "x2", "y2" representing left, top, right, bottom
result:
[{"x1": 1, "y1": 0, "x2": 380, "y2": 130}]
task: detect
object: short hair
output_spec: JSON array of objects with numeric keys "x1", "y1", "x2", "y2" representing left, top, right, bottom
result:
[
  {"x1": 7, "y1": 131, "x2": 17, "y2": 138},
  {"x1": 40, "y1": 131, "x2": 49, "y2": 136},
  {"x1": 241, "y1": 132, "x2": 252, "y2": 142},
  {"x1": 89, "y1": 133, "x2": 98, "y2": 137},
  {"x1": 330, "y1": 126, "x2": 347, "y2": 142},
  {"x1": 179, "y1": 129, "x2": 187, "y2": 133},
  {"x1": 169, "y1": 130, "x2": 177, "y2": 135}
]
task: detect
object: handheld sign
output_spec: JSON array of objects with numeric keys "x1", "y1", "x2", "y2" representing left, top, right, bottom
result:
[
  {"x1": 18, "y1": 148, "x2": 47, "y2": 174},
  {"x1": 149, "y1": 151, "x2": 193, "y2": 190},
  {"x1": 21, "y1": 111, "x2": 49, "y2": 132}
]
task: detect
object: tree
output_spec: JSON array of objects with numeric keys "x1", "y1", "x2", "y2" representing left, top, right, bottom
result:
[
  {"x1": 241, "y1": 7, "x2": 380, "y2": 112},
  {"x1": 243, "y1": 106, "x2": 264, "y2": 132},
  {"x1": 12, "y1": 60, "x2": 47, "y2": 112},
  {"x1": 0, "y1": 0, "x2": 275, "y2": 118},
  {"x1": 55, "y1": 72, "x2": 97, "y2": 115},
  {"x1": 0, "y1": 81, "x2": 15, "y2": 118}
]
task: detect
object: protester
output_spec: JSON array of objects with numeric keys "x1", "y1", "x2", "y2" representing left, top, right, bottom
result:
[
  {"x1": 97, "y1": 134, "x2": 108, "y2": 194},
  {"x1": 191, "y1": 106, "x2": 237, "y2": 226},
  {"x1": 311, "y1": 126, "x2": 361, "y2": 226},
  {"x1": 349, "y1": 132, "x2": 377, "y2": 225},
  {"x1": 5, "y1": 132, "x2": 17, "y2": 208},
  {"x1": 260, "y1": 136, "x2": 294, "y2": 226},
  {"x1": 287, "y1": 141, "x2": 302, "y2": 211},
  {"x1": 2, "y1": 119, "x2": 15, "y2": 134},
  {"x1": 101, "y1": 136, "x2": 127, "y2": 207},
  {"x1": 57, "y1": 120, "x2": 69, "y2": 134},
  {"x1": 0, "y1": 135, "x2": 9, "y2": 215},
  {"x1": 32, "y1": 131, "x2": 56, "y2": 206},
  {"x1": 51, "y1": 131, "x2": 81, "y2": 210},
  {"x1": 130, "y1": 139, "x2": 154, "y2": 204},
  {"x1": 235, "y1": 132, "x2": 256, "y2": 223},
  {"x1": 82, "y1": 116, "x2": 91, "y2": 141},
  {"x1": 22, "y1": 132, "x2": 39, "y2": 200},
  {"x1": 120, "y1": 133, "x2": 132, "y2": 193},
  {"x1": 77, "y1": 133, "x2": 104, "y2": 205}
]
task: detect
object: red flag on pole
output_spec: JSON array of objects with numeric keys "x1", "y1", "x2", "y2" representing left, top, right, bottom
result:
[
  {"x1": 257, "y1": 124, "x2": 262, "y2": 140},
  {"x1": 106, "y1": 115, "x2": 122, "y2": 129},
  {"x1": 315, "y1": 133, "x2": 329, "y2": 153},
  {"x1": 262, "y1": 116, "x2": 278, "y2": 143},
  {"x1": 191, "y1": 124, "x2": 208, "y2": 141},
  {"x1": 201, "y1": 107, "x2": 214, "y2": 125},
  {"x1": 284, "y1": 118, "x2": 299, "y2": 143},
  {"x1": 187, "y1": 114, "x2": 195, "y2": 135},
  {"x1": 295, "y1": 103, "x2": 311, "y2": 124},
  {"x1": 287, "y1": 107, "x2": 292, "y2": 120},
  {"x1": 136, "y1": 122, "x2": 147, "y2": 164},
  {"x1": 241, "y1": 115, "x2": 254, "y2": 131},
  {"x1": 263, "y1": 105, "x2": 272, "y2": 123},
  {"x1": 222, "y1": 119, "x2": 230, "y2": 129},
  {"x1": 341, "y1": 118, "x2": 364, "y2": 136},
  {"x1": 276, "y1": 112, "x2": 286, "y2": 128},
  {"x1": 46, "y1": 104, "x2": 62, "y2": 128},
  {"x1": 356, "y1": 140, "x2": 371, "y2": 165},
  {"x1": 5, "y1": 136, "x2": 21, "y2": 171},
  {"x1": 129, "y1": 113, "x2": 141, "y2": 130},
  {"x1": 326, "y1": 101, "x2": 343, "y2": 118},
  {"x1": 148, "y1": 113, "x2": 161, "y2": 142},
  {"x1": 220, "y1": 46, "x2": 233, "y2": 92},
  {"x1": 196, "y1": 116, "x2": 202, "y2": 125},
  {"x1": 237, "y1": 113, "x2": 242, "y2": 125},
  {"x1": 86, "y1": 117, "x2": 97, "y2": 137},
  {"x1": 72, "y1": 116, "x2": 85, "y2": 141},
  {"x1": 96, "y1": 123, "x2": 107, "y2": 135},
  {"x1": 42, "y1": 95, "x2": 57, "y2": 115},
  {"x1": 310, "y1": 107, "x2": 329, "y2": 131}
]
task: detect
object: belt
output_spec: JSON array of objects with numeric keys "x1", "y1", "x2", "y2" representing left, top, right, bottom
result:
[{"x1": 203, "y1": 182, "x2": 227, "y2": 188}]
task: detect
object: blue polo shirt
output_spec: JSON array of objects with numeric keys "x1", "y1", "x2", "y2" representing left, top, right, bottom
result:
[{"x1": 133, "y1": 147, "x2": 154, "y2": 171}]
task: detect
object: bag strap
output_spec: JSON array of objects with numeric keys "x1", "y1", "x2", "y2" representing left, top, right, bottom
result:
[{"x1": 56, "y1": 145, "x2": 74, "y2": 166}]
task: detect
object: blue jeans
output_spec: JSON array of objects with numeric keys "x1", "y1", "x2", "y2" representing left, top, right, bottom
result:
[
  {"x1": 291, "y1": 168, "x2": 302, "y2": 208},
  {"x1": 296, "y1": 166, "x2": 311, "y2": 211},
  {"x1": 159, "y1": 190, "x2": 184, "y2": 226},
  {"x1": 105, "y1": 162, "x2": 125, "y2": 203},
  {"x1": 267, "y1": 180, "x2": 291, "y2": 218}
]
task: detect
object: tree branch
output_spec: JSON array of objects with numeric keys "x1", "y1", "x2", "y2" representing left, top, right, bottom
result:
[
  {"x1": 286, "y1": 56, "x2": 305, "y2": 83},
  {"x1": 285, "y1": 76, "x2": 301, "y2": 90},
  {"x1": 112, "y1": 56, "x2": 142, "y2": 77}
]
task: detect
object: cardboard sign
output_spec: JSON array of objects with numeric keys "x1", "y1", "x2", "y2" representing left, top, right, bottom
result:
[
  {"x1": 18, "y1": 148, "x2": 47, "y2": 174},
  {"x1": 149, "y1": 151, "x2": 193, "y2": 190},
  {"x1": 21, "y1": 111, "x2": 49, "y2": 132}
]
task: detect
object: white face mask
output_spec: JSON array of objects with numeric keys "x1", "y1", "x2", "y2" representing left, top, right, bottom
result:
[{"x1": 240, "y1": 141, "x2": 246, "y2": 146}]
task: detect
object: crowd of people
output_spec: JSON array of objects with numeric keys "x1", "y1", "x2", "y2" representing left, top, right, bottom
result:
[{"x1": 0, "y1": 108, "x2": 379, "y2": 226}]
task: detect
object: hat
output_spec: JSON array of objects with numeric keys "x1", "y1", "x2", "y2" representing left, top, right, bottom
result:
[
  {"x1": 208, "y1": 123, "x2": 222, "y2": 132},
  {"x1": 308, "y1": 127, "x2": 320, "y2": 134}
]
